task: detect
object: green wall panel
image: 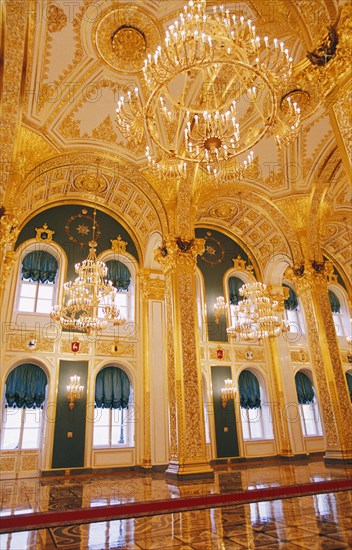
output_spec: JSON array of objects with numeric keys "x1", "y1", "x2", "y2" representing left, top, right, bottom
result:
[
  {"x1": 52, "y1": 360, "x2": 88, "y2": 469},
  {"x1": 16, "y1": 204, "x2": 139, "y2": 280},
  {"x1": 195, "y1": 228, "x2": 250, "y2": 342},
  {"x1": 211, "y1": 366, "x2": 239, "y2": 458}
]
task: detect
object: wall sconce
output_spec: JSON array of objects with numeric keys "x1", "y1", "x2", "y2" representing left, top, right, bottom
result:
[
  {"x1": 214, "y1": 296, "x2": 227, "y2": 324},
  {"x1": 66, "y1": 375, "x2": 84, "y2": 410},
  {"x1": 221, "y1": 379, "x2": 236, "y2": 408}
]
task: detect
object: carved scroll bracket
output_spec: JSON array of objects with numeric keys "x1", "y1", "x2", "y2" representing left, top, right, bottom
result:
[{"x1": 154, "y1": 236, "x2": 205, "y2": 274}]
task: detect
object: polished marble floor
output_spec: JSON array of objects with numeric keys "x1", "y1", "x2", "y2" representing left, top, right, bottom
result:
[
  {"x1": 1, "y1": 458, "x2": 351, "y2": 517},
  {"x1": 1, "y1": 459, "x2": 352, "y2": 549},
  {"x1": 1, "y1": 490, "x2": 351, "y2": 549}
]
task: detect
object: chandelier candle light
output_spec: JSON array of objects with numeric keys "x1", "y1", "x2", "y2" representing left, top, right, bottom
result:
[
  {"x1": 227, "y1": 275, "x2": 290, "y2": 342},
  {"x1": 214, "y1": 295, "x2": 227, "y2": 323},
  {"x1": 116, "y1": 0, "x2": 301, "y2": 178},
  {"x1": 67, "y1": 375, "x2": 84, "y2": 410},
  {"x1": 50, "y1": 208, "x2": 125, "y2": 333},
  {"x1": 221, "y1": 378, "x2": 236, "y2": 408}
]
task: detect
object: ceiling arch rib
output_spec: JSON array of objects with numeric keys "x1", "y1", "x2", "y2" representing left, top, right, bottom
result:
[{"x1": 15, "y1": 153, "x2": 169, "y2": 254}]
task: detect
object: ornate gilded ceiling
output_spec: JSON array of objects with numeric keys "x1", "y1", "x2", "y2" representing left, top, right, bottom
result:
[{"x1": 0, "y1": 0, "x2": 351, "y2": 285}]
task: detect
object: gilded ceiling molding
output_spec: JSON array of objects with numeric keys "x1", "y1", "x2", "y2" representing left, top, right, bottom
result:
[
  {"x1": 331, "y1": 83, "x2": 352, "y2": 173},
  {"x1": 36, "y1": 1, "x2": 86, "y2": 114},
  {"x1": 308, "y1": 146, "x2": 343, "y2": 260},
  {"x1": 57, "y1": 79, "x2": 146, "y2": 152},
  {"x1": 0, "y1": 0, "x2": 28, "y2": 206},
  {"x1": 16, "y1": 152, "x2": 169, "y2": 244},
  {"x1": 196, "y1": 190, "x2": 303, "y2": 268}
]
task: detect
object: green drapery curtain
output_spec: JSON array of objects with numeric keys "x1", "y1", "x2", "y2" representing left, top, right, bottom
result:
[
  {"x1": 283, "y1": 284, "x2": 298, "y2": 310},
  {"x1": 295, "y1": 371, "x2": 315, "y2": 404},
  {"x1": 238, "y1": 370, "x2": 261, "y2": 409},
  {"x1": 328, "y1": 290, "x2": 341, "y2": 313},
  {"x1": 22, "y1": 250, "x2": 58, "y2": 283},
  {"x1": 95, "y1": 366, "x2": 130, "y2": 409},
  {"x1": 228, "y1": 276, "x2": 244, "y2": 305},
  {"x1": 5, "y1": 364, "x2": 47, "y2": 408},
  {"x1": 346, "y1": 372, "x2": 352, "y2": 401},
  {"x1": 105, "y1": 260, "x2": 131, "y2": 291}
]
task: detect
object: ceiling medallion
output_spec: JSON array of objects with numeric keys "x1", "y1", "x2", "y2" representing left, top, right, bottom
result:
[
  {"x1": 94, "y1": 7, "x2": 160, "y2": 73},
  {"x1": 209, "y1": 203, "x2": 238, "y2": 220},
  {"x1": 74, "y1": 171, "x2": 107, "y2": 193}
]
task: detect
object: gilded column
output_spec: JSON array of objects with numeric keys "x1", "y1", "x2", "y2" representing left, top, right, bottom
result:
[
  {"x1": 268, "y1": 337, "x2": 294, "y2": 457},
  {"x1": 286, "y1": 262, "x2": 352, "y2": 461},
  {"x1": 155, "y1": 236, "x2": 214, "y2": 478},
  {"x1": 139, "y1": 269, "x2": 166, "y2": 468}
]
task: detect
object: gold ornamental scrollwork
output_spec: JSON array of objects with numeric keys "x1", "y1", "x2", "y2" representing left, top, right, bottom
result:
[
  {"x1": 139, "y1": 270, "x2": 165, "y2": 300},
  {"x1": 154, "y1": 236, "x2": 205, "y2": 273}
]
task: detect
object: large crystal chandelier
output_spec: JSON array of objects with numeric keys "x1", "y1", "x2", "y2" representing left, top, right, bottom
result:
[
  {"x1": 50, "y1": 209, "x2": 125, "y2": 334},
  {"x1": 227, "y1": 275, "x2": 289, "y2": 342},
  {"x1": 115, "y1": 0, "x2": 301, "y2": 178}
]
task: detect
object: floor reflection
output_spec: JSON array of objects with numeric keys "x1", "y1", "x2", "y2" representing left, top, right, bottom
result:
[{"x1": 1, "y1": 489, "x2": 350, "y2": 549}]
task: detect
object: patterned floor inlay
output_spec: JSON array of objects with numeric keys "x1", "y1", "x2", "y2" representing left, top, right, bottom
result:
[{"x1": 1, "y1": 460, "x2": 352, "y2": 548}]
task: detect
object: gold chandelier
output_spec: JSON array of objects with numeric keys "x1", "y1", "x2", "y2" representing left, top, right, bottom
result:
[
  {"x1": 50, "y1": 209, "x2": 125, "y2": 334},
  {"x1": 115, "y1": 0, "x2": 301, "y2": 178},
  {"x1": 227, "y1": 274, "x2": 289, "y2": 342}
]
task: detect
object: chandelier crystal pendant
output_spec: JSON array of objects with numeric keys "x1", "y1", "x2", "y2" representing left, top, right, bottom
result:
[
  {"x1": 50, "y1": 210, "x2": 125, "y2": 334},
  {"x1": 116, "y1": 0, "x2": 300, "y2": 178},
  {"x1": 227, "y1": 277, "x2": 290, "y2": 342}
]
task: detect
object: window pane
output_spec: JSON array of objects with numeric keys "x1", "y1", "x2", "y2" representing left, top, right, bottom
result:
[
  {"x1": 115, "y1": 293, "x2": 128, "y2": 308},
  {"x1": 2, "y1": 429, "x2": 21, "y2": 450},
  {"x1": 248, "y1": 408, "x2": 263, "y2": 438},
  {"x1": 18, "y1": 297, "x2": 35, "y2": 312},
  {"x1": 111, "y1": 409, "x2": 123, "y2": 425},
  {"x1": 36, "y1": 300, "x2": 52, "y2": 313},
  {"x1": 23, "y1": 409, "x2": 41, "y2": 428},
  {"x1": 37, "y1": 285, "x2": 54, "y2": 299},
  {"x1": 22, "y1": 428, "x2": 40, "y2": 449},
  {"x1": 301, "y1": 403, "x2": 317, "y2": 436},
  {"x1": 94, "y1": 408, "x2": 110, "y2": 426},
  {"x1": 3, "y1": 408, "x2": 22, "y2": 428},
  {"x1": 93, "y1": 427, "x2": 109, "y2": 446},
  {"x1": 241, "y1": 409, "x2": 250, "y2": 440},
  {"x1": 20, "y1": 283, "x2": 37, "y2": 298},
  {"x1": 111, "y1": 425, "x2": 124, "y2": 445}
]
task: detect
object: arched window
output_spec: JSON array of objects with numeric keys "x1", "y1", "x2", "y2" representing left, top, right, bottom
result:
[
  {"x1": 295, "y1": 371, "x2": 323, "y2": 437},
  {"x1": 18, "y1": 249, "x2": 58, "y2": 314},
  {"x1": 228, "y1": 276, "x2": 244, "y2": 326},
  {"x1": 99, "y1": 260, "x2": 134, "y2": 322},
  {"x1": 238, "y1": 370, "x2": 273, "y2": 440},
  {"x1": 283, "y1": 283, "x2": 304, "y2": 334},
  {"x1": 328, "y1": 289, "x2": 346, "y2": 336},
  {"x1": 93, "y1": 366, "x2": 134, "y2": 447},
  {"x1": 1, "y1": 364, "x2": 48, "y2": 450}
]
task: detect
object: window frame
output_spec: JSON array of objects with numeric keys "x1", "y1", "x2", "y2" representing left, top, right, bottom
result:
[
  {"x1": 97, "y1": 252, "x2": 136, "y2": 326},
  {"x1": 238, "y1": 369, "x2": 274, "y2": 442},
  {"x1": 1, "y1": 363, "x2": 48, "y2": 452},
  {"x1": 15, "y1": 241, "x2": 63, "y2": 316},
  {"x1": 295, "y1": 369, "x2": 323, "y2": 438},
  {"x1": 93, "y1": 367, "x2": 135, "y2": 449}
]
